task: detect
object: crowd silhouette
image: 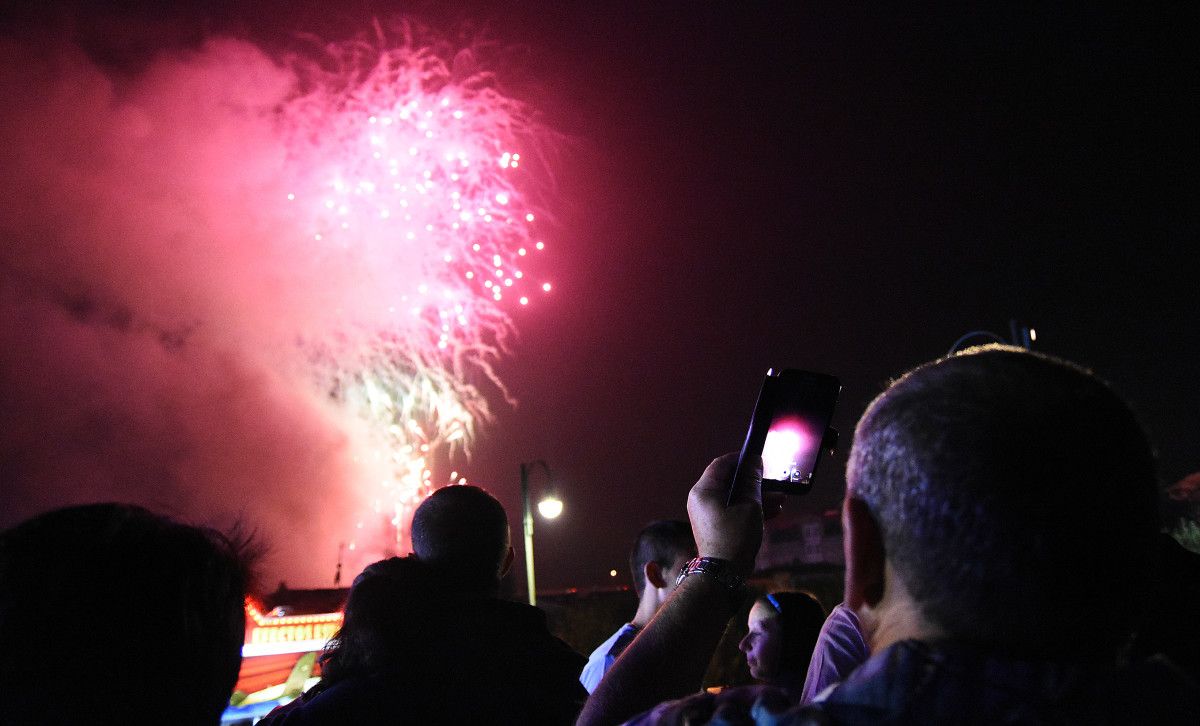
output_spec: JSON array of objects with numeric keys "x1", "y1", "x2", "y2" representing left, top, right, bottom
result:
[{"x1": 3, "y1": 347, "x2": 1198, "y2": 725}]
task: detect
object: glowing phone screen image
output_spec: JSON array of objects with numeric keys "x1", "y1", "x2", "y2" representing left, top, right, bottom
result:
[{"x1": 761, "y1": 414, "x2": 820, "y2": 485}]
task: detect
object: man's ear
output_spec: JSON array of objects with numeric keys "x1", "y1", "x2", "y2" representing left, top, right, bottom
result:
[
  {"x1": 500, "y1": 546, "x2": 515, "y2": 577},
  {"x1": 644, "y1": 561, "x2": 668, "y2": 590},
  {"x1": 844, "y1": 496, "x2": 886, "y2": 610}
]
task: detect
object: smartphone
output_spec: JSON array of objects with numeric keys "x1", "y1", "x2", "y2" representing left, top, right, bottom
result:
[{"x1": 731, "y1": 369, "x2": 841, "y2": 499}]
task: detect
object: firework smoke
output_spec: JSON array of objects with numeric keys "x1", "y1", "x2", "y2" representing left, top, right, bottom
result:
[{"x1": 0, "y1": 26, "x2": 554, "y2": 584}]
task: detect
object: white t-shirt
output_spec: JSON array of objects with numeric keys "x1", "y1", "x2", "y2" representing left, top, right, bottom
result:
[{"x1": 579, "y1": 623, "x2": 639, "y2": 693}]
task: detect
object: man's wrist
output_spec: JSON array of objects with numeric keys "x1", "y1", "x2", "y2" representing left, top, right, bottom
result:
[
  {"x1": 676, "y1": 556, "x2": 747, "y2": 588},
  {"x1": 673, "y1": 560, "x2": 750, "y2": 615}
]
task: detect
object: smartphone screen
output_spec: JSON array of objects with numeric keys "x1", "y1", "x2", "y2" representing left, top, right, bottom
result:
[{"x1": 732, "y1": 369, "x2": 841, "y2": 497}]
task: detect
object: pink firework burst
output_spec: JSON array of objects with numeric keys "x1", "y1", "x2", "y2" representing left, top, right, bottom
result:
[{"x1": 279, "y1": 30, "x2": 559, "y2": 556}]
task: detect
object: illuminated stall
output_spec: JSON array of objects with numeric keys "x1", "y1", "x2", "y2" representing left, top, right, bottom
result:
[{"x1": 222, "y1": 593, "x2": 346, "y2": 723}]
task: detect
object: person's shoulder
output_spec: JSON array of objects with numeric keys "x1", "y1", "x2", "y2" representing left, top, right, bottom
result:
[
  {"x1": 1106, "y1": 655, "x2": 1200, "y2": 724},
  {"x1": 585, "y1": 623, "x2": 634, "y2": 662},
  {"x1": 452, "y1": 597, "x2": 587, "y2": 671},
  {"x1": 460, "y1": 597, "x2": 570, "y2": 644},
  {"x1": 465, "y1": 596, "x2": 546, "y2": 622},
  {"x1": 623, "y1": 685, "x2": 830, "y2": 726},
  {"x1": 816, "y1": 640, "x2": 1200, "y2": 725},
  {"x1": 826, "y1": 603, "x2": 863, "y2": 633},
  {"x1": 255, "y1": 678, "x2": 406, "y2": 726},
  {"x1": 581, "y1": 624, "x2": 638, "y2": 692}
]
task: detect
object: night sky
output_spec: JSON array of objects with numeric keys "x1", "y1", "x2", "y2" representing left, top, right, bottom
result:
[{"x1": 2, "y1": 3, "x2": 1196, "y2": 592}]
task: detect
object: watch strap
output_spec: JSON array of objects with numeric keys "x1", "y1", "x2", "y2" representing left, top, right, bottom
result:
[{"x1": 675, "y1": 556, "x2": 746, "y2": 591}]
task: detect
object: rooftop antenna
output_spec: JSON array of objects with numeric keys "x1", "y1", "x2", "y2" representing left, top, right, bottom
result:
[
  {"x1": 334, "y1": 542, "x2": 345, "y2": 588},
  {"x1": 948, "y1": 319, "x2": 1036, "y2": 356}
]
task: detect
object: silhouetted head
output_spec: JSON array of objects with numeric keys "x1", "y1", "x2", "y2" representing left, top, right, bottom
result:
[
  {"x1": 846, "y1": 345, "x2": 1157, "y2": 658},
  {"x1": 629, "y1": 519, "x2": 695, "y2": 599},
  {"x1": 320, "y1": 555, "x2": 440, "y2": 684},
  {"x1": 411, "y1": 485, "x2": 512, "y2": 596},
  {"x1": 0, "y1": 503, "x2": 252, "y2": 725}
]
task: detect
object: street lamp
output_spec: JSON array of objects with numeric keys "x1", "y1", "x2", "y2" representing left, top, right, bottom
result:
[
  {"x1": 520, "y1": 460, "x2": 562, "y2": 606},
  {"x1": 537, "y1": 488, "x2": 564, "y2": 519}
]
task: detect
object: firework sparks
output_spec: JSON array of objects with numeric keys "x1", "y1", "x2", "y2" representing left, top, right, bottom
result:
[
  {"x1": 282, "y1": 35, "x2": 555, "y2": 555},
  {"x1": 0, "y1": 26, "x2": 554, "y2": 577}
]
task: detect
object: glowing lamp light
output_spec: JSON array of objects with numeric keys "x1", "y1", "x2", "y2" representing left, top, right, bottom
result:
[
  {"x1": 609, "y1": 569, "x2": 618, "y2": 577},
  {"x1": 537, "y1": 496, "x2": 564, "y2": 519}
]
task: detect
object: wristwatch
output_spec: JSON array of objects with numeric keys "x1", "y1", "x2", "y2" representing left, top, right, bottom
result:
[{"x1": 676, "y1": 556, "x2": 747, "y2": 592}]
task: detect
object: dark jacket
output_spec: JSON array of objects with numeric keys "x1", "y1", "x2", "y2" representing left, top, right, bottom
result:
[
  {"x1": 806, "y1": 640, "x2": 1200, "y2": 724},
  {"x1": 259, "y1": 598, "x2": 587, "y2": 726},
  {"x1": 630, "y1": 639, "x2": 1200, "y2": 725}
]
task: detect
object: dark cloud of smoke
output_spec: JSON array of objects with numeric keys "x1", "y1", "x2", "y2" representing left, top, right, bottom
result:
[{"x1": 0, "y1": 36, "x2": 386, "y2": 587}]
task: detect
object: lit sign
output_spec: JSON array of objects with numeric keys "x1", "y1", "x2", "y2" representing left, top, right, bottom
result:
[
  {"x1": 250, "y1": 622, "x2": 341, "y2": 645},
  {"x1": 243, "y1": 599, "x2": 344, "y2": 657}
]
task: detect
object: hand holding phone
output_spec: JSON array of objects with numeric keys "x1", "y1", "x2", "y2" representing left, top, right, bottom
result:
[{"x1": 687, "y1": 453, "x2": 766, "y2": 576}]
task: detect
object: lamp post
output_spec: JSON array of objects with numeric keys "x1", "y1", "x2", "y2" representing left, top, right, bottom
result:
[{"x1": 520, "y1": 460, "x2": 562, "y2": 606}]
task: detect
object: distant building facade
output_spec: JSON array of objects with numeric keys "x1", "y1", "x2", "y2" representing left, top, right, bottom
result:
[{"x1": 756, "y1": 508, "x2": 844, "y2": 570}]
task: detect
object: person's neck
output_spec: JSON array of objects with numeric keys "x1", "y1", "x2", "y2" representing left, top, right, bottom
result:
[
  {"x1": 863, "y1": 565, "x2": 943, "y2": 653},
  {"x1": 630, "y1": 591, "x2": 661, "y2": 629},
  {"x1": 869, "y1": 601, "x2": 940, "y2": 652}
]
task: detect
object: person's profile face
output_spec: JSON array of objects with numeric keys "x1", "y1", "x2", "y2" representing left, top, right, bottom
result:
[{"x1": 738, "y1": 601, "x2": 783, "y2": 681}]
